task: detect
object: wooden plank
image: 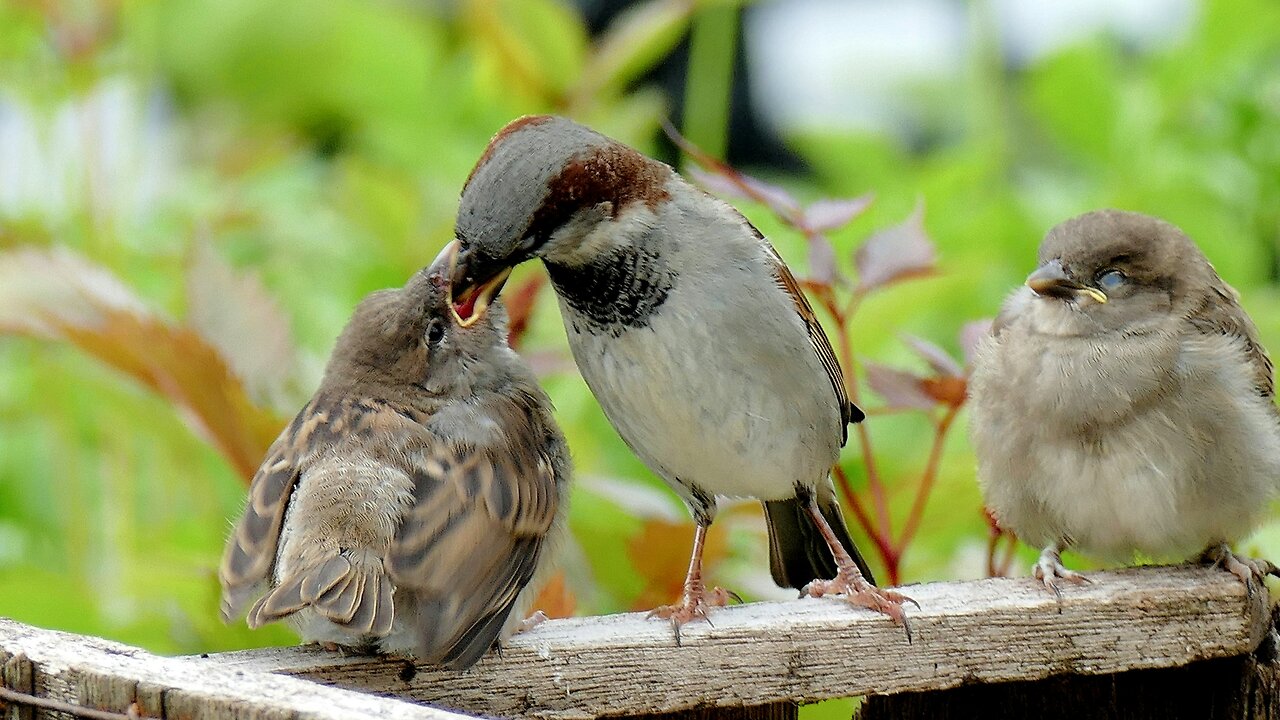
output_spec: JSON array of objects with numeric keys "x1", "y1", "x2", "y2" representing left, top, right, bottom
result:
[
  {"x1": 857, "y1": 647, "x2": 1280, "y2": 720},
  {"x1": 0, "y1": 619, "x2": 476, "y2": 720},
  {"x1": 210, "y1": 566, "x2": 1269, "y2": 718}
]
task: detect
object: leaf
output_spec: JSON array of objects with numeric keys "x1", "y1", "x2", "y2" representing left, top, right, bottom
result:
[
  {"x1": 626, "y1": 517, "x2": 728, "y2": 612},
  {"x1": 529, "y1": 570, "x2": 577, "y2": 619},
  {"x1": 863, "y1": 362, "x2": 938, "y2": 411},
  {"x1": 502, "y1": 273, "x2": 545, "y2": 350},
  {"x1": 802, "y1": 194, "x2": 874, "y2": 233},
  {"x1": 466, "y1": 0, "x2": 587, "y2": 100},
  {"x1": 665, "y1": 121, "x2": 800, "y2": 216},
  {"x1": 188, "y1": 239, "x2": 299, "y2": 411},
  {"x1": 960, "y1": 319, "x2": 995, "y2": 367},
  {"x1": 0, "y1": 247, "x2": 284, "y2": 481},
  {"x1": 919, "y1": 376, "x2": 968, "y2": 408},
  {"x1": 901, "y1": 335, "x2": 963, "y2": 378},
  {"x1": 583, "y1": 474, "x2": 686, "y2": 523},
  {"x1": 854, "y1": 202, "x2": 937, "y2": 292},
  {"x1": 571, "y1": 0, "x2": 694, "y2": 105},
  {"x1": 805, "y1": 230, "x2": 839, "y2": 286}
]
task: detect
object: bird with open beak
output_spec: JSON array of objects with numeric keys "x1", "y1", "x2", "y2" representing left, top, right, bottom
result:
[
  {"x1": 219, "y1": 246, "x2": 570, "y2": 669},
  {"x1": 447, "y1": 115, "x2": 911, "y2": 634},
  {"x1": 969, "y1": 209, "x2": 1280, "y2": 595}
]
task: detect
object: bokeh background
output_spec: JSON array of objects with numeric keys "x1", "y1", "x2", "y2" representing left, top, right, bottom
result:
[{"x1": 2, "y1": 0, "x2": 1279, "y2": 715}]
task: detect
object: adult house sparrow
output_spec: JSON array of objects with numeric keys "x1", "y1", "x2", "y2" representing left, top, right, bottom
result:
[
  {"x1": 447, "y1": 115, "x2": 910, "y2": 631},
  {"x1": 219, "y1": 248, "x2": 569, "y2": 669},
  {"x1": 969, "y1": 209, "x2": 1280, "y2": 595}
]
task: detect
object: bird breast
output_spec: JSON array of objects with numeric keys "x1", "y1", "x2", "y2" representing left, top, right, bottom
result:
[
  {"x1": 971, "y1": 303, "x2": 1280, "y2": 560},
  {"x1": 551, "y1": 200, "x2": 843, "y2": 502}
]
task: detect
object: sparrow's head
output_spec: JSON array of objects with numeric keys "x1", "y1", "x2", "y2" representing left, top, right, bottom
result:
[
  {"x1": 322, "y1": 244, "x2": 513, "y2": 399},
  {"x1": 449, "y1": 114, "x2": 673, "y2": 326},
  {"x1": 1025, "y1": 209, "x2": 1215, "y2": 334}
]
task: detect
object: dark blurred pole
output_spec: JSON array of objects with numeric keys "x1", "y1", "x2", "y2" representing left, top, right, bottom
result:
[{"x1": 572, "y1": 0, "x2": 806, "y2": 171}]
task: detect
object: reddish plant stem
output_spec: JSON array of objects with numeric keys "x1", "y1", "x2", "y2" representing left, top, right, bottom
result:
[
  {"x1": 834, "y1": 465, "x2": 898, "y2": 579},
  {"x1": 896, "y1": 403, "x2": 961, "y2": 550},
  {"x1": 824, "y1": 296, "x2": 891, "y2": 538}
]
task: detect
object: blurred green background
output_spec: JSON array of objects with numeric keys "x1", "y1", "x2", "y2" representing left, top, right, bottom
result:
[{"x1": 2, "y1": 0, "x2": 1280, "y2": 715}]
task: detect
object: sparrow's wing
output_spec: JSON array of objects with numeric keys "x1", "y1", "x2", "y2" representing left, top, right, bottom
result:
[
  {"x1": 387, "y1": 391, "x2": 562, "y2": 669},
  {"x1": 1187, "y1": 279, "x2": 1276, "y2": 401},
  {"x1": 750, "y1": 226, "x2": 863, "y2": 440},
  {"x1": 218, "y1": 402, "x2": 319, "y2": 621}
]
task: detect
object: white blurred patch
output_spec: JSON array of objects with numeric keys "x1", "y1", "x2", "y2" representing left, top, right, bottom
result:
[{"x1": 0, "y1": 78, "x2": 179, "y2": 225}]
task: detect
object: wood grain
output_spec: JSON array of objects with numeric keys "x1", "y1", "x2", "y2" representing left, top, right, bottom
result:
[
  {"x1": 210, "y1": 566, "x2": 1269, "y2": 718},
  {"x1": 0, "y1": 619, "x2": 474, "y2": 719}
]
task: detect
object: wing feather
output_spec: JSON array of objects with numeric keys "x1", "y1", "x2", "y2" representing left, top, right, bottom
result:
[
  {"x1": 387, "y1": 393, "x2": 564, "y2": 668},
  {"x1": 747, "y1": 222, "x2": 864, "y2": 442}
]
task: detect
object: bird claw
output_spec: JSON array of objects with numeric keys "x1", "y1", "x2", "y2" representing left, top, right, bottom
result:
[
  {"x1": 1033, "y1": 549, "x2": 1089, "y2": 608},
  {"x1": 802, "y1": 569, "x2": 915, "y2": 642},
  {"x1": 514, "y1": 610, "x2": 549, "y2": 635},
  {"x1": 647, "y1": 585, "x2": 733, "y2": 646},
  {"x1": 1201, "y1": 544, "x2": 1279, "y2": 596}
]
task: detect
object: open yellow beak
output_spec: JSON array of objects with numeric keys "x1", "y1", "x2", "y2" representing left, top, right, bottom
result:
[{"x1": 445, "y1": 241, "x2": 511, "y2": 327}]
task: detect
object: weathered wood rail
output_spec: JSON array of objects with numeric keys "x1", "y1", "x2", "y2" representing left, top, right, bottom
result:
[{"x1": 0, "y1": 566, "x2": 1273, "y2": 719}]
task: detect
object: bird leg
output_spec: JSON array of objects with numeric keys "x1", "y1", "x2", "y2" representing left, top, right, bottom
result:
[
  {"x1": 1200, "y1": 543, "x2": 1280, "y2": 595},
  {"x1": 799, "y1": 497, "x2": 916, "y2": 637},
  {"x1": 513, "y1": 610, "x2": 549, "y2": 635},
  {"x1": 647, "y1": 523, "x2": 735, "y2": 643},
  {"x1": 1033, "y1": 542, "x2": 1090, "y2": 603}
]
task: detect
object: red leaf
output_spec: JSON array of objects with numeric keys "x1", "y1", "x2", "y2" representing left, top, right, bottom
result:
[
  {"x1": 0, "y1": 247, "x2": 285, "y2": 481},
  {"x1": 960, "y1": 319, "x2": 995, "y2": 367},
  {"x1": 188, "y1": 239, "x2": 299, "y2": 410},
  {"x1": 805, "y1": 231, "x2": 839, "y2": 286},
  {"x1": 502, "y1": 273, "x2": 545, "y2": 349},
  {"x1": 854, "y1": 202, "x2": 937, "y2": 292},
  {"x1": 901, "y1": 334, "x2": 963, "y2": 378},
  {"x1": 920, "y1": 376, "x2": 968, "y2": 408},
  {"x1": 864, "y1": 362, "x2": 938, "y2": 410},
  {"x1": 664, "y1": 121, "x2": 799, "y2": 216},
  {"x1": 802, "y1": 194, "x2": 874, "y2": 233}
]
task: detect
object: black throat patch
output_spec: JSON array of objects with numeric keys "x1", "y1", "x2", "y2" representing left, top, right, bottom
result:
[{"x1": 545, "y1": 240, "x2": 673, "y2": 337}]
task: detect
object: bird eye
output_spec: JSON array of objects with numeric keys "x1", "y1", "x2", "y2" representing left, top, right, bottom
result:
[
  {"x1": 1097, "y1": 269, "x2": 1126, "y2": 292},
  {"x1": 426, "y1": 319, "x2": 445, "y2": 345}
]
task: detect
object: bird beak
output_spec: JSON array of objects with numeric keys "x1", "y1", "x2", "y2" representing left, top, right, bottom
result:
[
  {"x1": 445, "y1": 241, "x2": 512, "y2": 327},
  {"x1": 1026, "y1": 259, "x2": 1107, "y2": 304}
]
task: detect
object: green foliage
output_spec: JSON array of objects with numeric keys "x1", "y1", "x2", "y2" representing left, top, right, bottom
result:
[{"x1": 2, "y1": 4, "x2": 1280, "y2": 716}]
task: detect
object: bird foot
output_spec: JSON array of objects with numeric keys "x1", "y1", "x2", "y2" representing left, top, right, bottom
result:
[
  {"x1": 802, "y1": 568, "x2": 917, "y2": 640},
  {"x1": 1201, "y1": 544, "x2": 1280, "y2": 595},
  {"x1": 1033, "y1": 548, "x2": 1090, "y2": 604},
  {"x1": 513, "y1": 610, "x2": 549, "y2": 635},
  {"x1": 647, "y1": 586, "x2": 735, "y2": 645}
]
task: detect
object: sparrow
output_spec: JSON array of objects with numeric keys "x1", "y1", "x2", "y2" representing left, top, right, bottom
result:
[
  {"x1": 219, "y1": 245, "x2": 569, "y2": 669},
  {"x1": 446, "y1": 115, "x2": 910, "y2": 631},
  {"x1": 969, "y1": 209, "x2": 1280, "y2": 595}
]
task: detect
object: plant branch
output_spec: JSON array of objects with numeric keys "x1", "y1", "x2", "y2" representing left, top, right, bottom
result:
[{"x1": 896, "y1": 403, "x2": 961, "y2": 550}]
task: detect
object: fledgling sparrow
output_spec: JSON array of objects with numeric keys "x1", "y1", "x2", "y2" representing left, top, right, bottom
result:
[
  {"x1": 446, "y1": 115, "x2": 910, "y2": 632},
  {"x1": 969, "y1": 209, "x2": 1280, "y2": 595},
  {"x1": 219, "y1": 247, "x2": 569, "y2": 669}
]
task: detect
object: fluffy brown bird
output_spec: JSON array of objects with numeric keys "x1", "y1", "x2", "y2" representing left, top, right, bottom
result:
[
  {"x1": 219, "y1": 247, "x2": 569, "y2": 669},
  {"x1": 970, "y1": 209, "x2": 1280, "y2": 594},
  {"x1": 446, "y1": 115, "x2": 907, "y2": 632}
]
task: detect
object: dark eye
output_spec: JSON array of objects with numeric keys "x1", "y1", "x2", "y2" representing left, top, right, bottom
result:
[
  {"x1": 426, "y1": 319, "x2": 445, "y2": 345},
  {"x1": 1097, "y1": 269, "x2": 1126, "y2": 292}
]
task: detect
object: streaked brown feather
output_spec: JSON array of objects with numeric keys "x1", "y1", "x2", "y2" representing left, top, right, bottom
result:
[
  {"x1": 218, "y1": 402, "x2": 317, "y2": 621},
  {"x1": 1187, "y1": 279, "x2": 1276, "y2": 402},
  {"x1": 387, "y1": 393, "x2": 561, "y2": 667},
  {"x1": 749, "y1": 224, "x2": 862, "y2": 442}
]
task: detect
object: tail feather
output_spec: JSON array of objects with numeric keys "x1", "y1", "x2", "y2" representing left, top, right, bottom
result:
[
  {"x1": 764, "y1": 495, "x2": 876, "y2": 589},
  {"x1": 247, "y1": 554, "x2": 395, "y2": 636}
]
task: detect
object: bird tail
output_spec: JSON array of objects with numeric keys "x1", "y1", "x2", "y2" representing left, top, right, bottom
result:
[
  {"x1": 764, "y1": 494, "x2": 876, "y2": 589},
  {"x1": 247, "y1": 552, "x2": 395, "y2": 638}
]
